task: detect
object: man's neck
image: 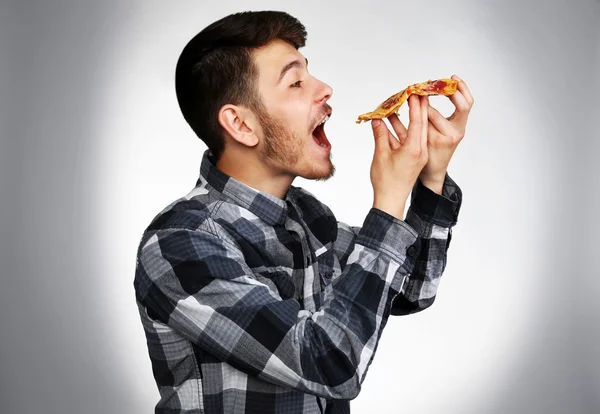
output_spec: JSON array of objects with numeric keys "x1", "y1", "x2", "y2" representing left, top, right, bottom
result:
[{"x1": 216, "y1": 151, "x2": 294, "y2": 199}]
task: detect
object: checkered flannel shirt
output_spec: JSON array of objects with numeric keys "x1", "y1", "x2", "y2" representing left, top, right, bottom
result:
[{"x1": 134, "y1": 150, "x2": 462, "y2": 413}]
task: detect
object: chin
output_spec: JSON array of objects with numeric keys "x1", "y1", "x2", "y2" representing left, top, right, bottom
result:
[{"x1": 301, "y1": 157, "x2": 336, "y2": 181}]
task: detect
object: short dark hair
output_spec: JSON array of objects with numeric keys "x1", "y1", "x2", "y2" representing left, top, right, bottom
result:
[{"x1": 175, "y1": 11, "x2": 307, "y2": 160}]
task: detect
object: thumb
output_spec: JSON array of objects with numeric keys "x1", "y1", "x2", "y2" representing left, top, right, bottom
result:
[{"x1": 371, "y1": 119, "x2": 390, "y2": 152}]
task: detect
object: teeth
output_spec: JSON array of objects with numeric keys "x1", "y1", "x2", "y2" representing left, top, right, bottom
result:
[
  {"x1": 315, "y1": 114, "x2": 330, "y2": 148},
  {"x1": 319, "y1": 115, "x2": 330, "y2": 126}
]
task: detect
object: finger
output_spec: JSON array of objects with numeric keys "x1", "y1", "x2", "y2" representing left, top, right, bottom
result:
[
  {"x1": 427, "y1": 119, "x2": 444, "y2": 148},
  {"x1": 452, "y1": 74, "x2": 474, "y2": 105},
  {"x1": 427, "y1": 119, "x2": 444, "y2": 146},
  {"x1": 428, "y1": 119, "x2": 442, "y2": 136},
  {"x1": 448, "y1": 90, "x2": 470, "y2": 124},
  {"x1": 406, "y1": 94, "x2": 422, "y2": 148},
  {"x1": 388, "y1": 132, "x2": 401, "y2": 150},
  {"x1": 428, "y1": 105, "x2": 454, "y2": 136},
  {"x1": 383, "y1": 118, "x2": 402, "y2": 150},
  {"x1": 387, "y1": 113, "x2": 407, "y2": 145},
  {"x1": 371, "y1": 119, "x2": 390, "y2": 153},
  {"x1": 420, "y1": 96, "x2": 428, "y2": 151}
]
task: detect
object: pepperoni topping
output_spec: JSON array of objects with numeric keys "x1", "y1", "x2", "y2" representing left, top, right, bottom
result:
[
  {"x1": 429, "y1": 80, "x2": 447, "y2": 92},
  {"x1": 380, "y1": 93, "x2": 401, "y2": 110}
]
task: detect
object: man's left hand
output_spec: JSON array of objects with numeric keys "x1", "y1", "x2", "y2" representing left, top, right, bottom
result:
[{"x1": 420, "y1": 75, "x2": 474, "y2": 194}]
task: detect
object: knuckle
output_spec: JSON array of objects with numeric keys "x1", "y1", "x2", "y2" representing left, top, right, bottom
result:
[{"x1": 408, "y1": 147, "x2": 422, "y2": 158}]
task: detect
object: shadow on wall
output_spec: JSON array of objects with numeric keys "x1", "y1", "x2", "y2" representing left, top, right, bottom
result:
[
  {"x1": 476, "y1": 1, "x2": 599, "y2": 413},
  {"x1": 0, "y1": 2, "x2": 138, "y2": 413}
]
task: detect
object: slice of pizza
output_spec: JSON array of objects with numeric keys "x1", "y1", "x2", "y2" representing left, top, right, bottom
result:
[{"x1": 356, "y1": 78, "x2": 459, "y2": 123}]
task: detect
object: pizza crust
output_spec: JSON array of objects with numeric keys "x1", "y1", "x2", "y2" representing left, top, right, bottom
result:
[{"x1": 356, "y1": 78, "x2": 459, "y2": 124}]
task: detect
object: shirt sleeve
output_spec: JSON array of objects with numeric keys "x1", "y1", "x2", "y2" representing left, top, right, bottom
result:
[
  {"x1": 135, "y1": 209, "x2": 420, "y2": 400},
  {"x1": 390, "y1": 173, "x2": 463, "y2": 315},
  {"x1": 332, "y1": 174, "x2": 462, "y2": 316}
]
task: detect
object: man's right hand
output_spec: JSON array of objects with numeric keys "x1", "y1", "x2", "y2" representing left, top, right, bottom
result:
[{"x1": 370, "y1": 95, "x2": 429, "y2": 220}]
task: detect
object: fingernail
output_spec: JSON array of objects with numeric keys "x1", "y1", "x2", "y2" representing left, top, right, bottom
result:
[{"x1": 372, "y1": 119, "x2": 381, "y2": 127}]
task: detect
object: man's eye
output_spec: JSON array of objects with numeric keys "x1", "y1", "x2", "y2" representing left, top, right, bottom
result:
[{"x1": 290, "y1": 80, "x2": 303, "y2": 88}]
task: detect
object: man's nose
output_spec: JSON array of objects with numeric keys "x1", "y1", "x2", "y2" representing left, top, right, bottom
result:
[{"x1": 315, "y1": 80, "x2": 333, "y2": 104}]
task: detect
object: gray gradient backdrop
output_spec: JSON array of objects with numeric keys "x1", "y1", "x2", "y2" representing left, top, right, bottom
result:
[{"x1": 1, "y1": 1, "x2": 599, "y2": 413}]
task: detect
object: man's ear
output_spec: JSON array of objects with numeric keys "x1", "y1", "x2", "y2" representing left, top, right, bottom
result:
[{"x1": 218, "y1": 104, "x2": 259, "y2": 147}]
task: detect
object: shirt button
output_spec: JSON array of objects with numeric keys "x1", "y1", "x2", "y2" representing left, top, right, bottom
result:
[{"x1": 407, "y1": 246, "x2": 417, "y2": 257}]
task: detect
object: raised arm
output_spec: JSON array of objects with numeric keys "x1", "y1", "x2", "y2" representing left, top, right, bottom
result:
[
  {"x1": 391, "y1": 174, "x2": 462, "y2": 314},
  {"x1": 332, "y1": 174, "x2": 462, "y2": 315}
]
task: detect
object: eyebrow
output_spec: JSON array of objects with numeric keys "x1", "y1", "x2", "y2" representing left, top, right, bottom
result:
[{"x1": 277, "y1": 58, "x2": 309, "y2": 85}]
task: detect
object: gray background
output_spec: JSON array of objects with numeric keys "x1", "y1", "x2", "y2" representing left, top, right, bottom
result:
[{"x1": 1, "y1": 0, "x2": 599, "y2": 413}]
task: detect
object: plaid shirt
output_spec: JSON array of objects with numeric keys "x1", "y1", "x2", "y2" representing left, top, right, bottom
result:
[{"x1": 134, "y1": 150, "x2": 462, "y2": 414}]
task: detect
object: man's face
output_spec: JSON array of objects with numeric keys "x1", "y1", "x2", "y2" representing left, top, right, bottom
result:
[{"x1": 251, "y1": 39, "x2": 335, "y2": 181}]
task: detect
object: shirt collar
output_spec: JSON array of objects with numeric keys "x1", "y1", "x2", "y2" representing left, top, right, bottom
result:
[{"x1": 199, "y1": 150, "x2": 290, "y2": 225}]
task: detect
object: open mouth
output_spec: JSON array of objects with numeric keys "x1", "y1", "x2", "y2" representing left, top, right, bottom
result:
[{"x1": 312, "y1": 114, "x2": 331, "y2": 150}]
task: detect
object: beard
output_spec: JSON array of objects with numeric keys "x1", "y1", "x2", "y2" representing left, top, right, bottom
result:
[{"x1": 254, "y1": 103, "x2": 335, "y2": 181}]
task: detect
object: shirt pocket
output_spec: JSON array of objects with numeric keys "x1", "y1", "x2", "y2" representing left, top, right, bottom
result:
[{"x1": 316, "y1": 244, "x2": 336, "y2": 291}]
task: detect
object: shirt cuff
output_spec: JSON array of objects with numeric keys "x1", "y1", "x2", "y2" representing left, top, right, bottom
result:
[
  {"x1": 357, "y1": 208, "x2": 421, "y2": 267},
  {"x1": 409, "y1": 174, "x2": 463, "y2": 227}
]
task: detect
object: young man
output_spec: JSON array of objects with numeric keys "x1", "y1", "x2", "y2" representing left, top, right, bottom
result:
[{"x1": 134, "y1": 10, "x2": 472, "y2": 414}]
